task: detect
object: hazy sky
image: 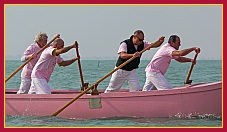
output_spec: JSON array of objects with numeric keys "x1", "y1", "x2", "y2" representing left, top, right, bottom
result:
[{"x1": 5, "y1": 4, "x2": 222, "y2": 60}]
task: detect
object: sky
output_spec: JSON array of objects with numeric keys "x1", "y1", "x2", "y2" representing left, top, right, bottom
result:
[{"x1": 5, "y1": 4, "x2": 222, "y2": 60}]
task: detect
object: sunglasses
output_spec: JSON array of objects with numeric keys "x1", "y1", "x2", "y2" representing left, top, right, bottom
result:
[{"x1": 136, "y1": 36, "x2": 143, "y2": 42}]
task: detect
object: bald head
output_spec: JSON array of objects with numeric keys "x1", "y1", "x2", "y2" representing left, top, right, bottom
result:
[{"x1": 53, "y1": 38, "x2": 64, "y2": 49}]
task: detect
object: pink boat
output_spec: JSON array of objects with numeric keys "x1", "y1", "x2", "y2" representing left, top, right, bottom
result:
[{"x1": 5, "y1": 81, "x2": 222, "y2": 119}]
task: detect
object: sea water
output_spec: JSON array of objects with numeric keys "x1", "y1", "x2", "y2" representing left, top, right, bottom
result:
[{"x1": 5, "y1": 60, "x2": 222, "y2": 127}]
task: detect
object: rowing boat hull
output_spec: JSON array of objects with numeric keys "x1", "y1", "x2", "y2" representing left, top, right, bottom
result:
[{"x1": 5, "y1": 81, "x2": 222, "y2": 119}]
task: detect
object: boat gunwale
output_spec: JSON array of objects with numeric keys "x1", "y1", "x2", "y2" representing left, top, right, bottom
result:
[{"x1": 5, "y1": 81, "x2": 222, "y2": 99}]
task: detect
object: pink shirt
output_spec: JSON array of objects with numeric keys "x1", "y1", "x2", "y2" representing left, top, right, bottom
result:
[
  {"x1": 117, "y1": 41, "x2": 151, "y2": 54},
  {"x1": 31, "y1": 46, "x2": 63, "y2": 82},
  {"x1": 145, "y1": 43, "x2": 179, "y2": 75},
  {"x1": 21, "y1": 43, "x2": 42, "y2": 78}
]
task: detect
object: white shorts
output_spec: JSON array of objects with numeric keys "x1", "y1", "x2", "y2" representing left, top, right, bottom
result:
[
  {"x1": 29, "y1": 78, "x2": 51, "y2": 94},
  {"x1": 105, "y1": 68, "x2": 140, "y2": 93},
  {"x1": 17, "y1": 77, "x2": 31, "y2": 94},
  {"x1": 142, "y1": 71, "x2": 172, "y2": 91}
]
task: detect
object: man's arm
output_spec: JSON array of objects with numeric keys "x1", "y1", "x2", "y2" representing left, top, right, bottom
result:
[
  {"x1": 148, "y1": 36, "x2": 165, "y2": 48},
  {"x1": 175, "y1": 56, "x2": 193, "y2": 63},
  {"x1": 55, "y1": 45, "x2": 74, "y2": 56},
  {"x1": 55, "y1": 41, "x2": 78, "y2": 56},
  {"x1": 172, "y1": 47, "x2": 200, "y2": 57},
  {"x1": 120, "y1": 52, "x2": 140, "y2": 59},
  {"x1": 58, "y1": 56, "x2": 80, "y2": 67}
]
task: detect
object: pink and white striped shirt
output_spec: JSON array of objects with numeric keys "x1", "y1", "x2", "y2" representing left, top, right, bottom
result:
[
  {"x1": 31, "y1": 46, "x2": 63, "y2": 82},
  {"x1": 21, "y1": 43, "x2": 42, "y2": 78},
  {"x1": 145, "y1": 43, "x2": 179, "y2": 75}
]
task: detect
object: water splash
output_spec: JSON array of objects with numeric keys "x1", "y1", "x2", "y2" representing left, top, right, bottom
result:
[{"x1": 172, "y1": 112, "x2": 222, "y2": 120}]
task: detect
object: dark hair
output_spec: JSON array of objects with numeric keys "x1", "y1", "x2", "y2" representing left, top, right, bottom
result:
[
  {"x1": 134, "y1": 30, "x2": 144, "y2": 36},
  {"x1": 168, "y1": 35, "x2": 179, "y2": 43}
]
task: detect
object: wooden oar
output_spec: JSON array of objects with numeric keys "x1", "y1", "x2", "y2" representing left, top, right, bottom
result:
[
  {"x1": 75, "y1": 41, "x2": 85, "y2": 89},
  {"x1": 5, "y1": 35, "x2": 60, "y2": 83},
  {"x1": 51, "y1": 39, "x2": 164, "y2": 116},
  {"x1": 185, "y1": 53, "x2": 199, "y2": 84}
]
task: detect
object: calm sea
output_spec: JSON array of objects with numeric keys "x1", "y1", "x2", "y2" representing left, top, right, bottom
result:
[{"x1": 5, "y1": 60, "x2": 222, "y2": 127}]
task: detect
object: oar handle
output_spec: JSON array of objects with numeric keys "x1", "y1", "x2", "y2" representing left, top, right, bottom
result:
[
  {"x1": 75, "y1": 41, "x2": 85, "y2": 87},
  {"x1": 51, "y1": 39, "x2": 164, "y2": 116},
  {"x1": 5, "y1": 35, "x2": 59, "y2": 83},
  {"x1": 185, "y1": 53, "x2": 198, "y2": 84}
]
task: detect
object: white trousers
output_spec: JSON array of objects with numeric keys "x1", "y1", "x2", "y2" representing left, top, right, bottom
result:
[
  {"x1": 17, "y1": 77, "x2": 31, "y2": 94},
  {"x1": 142, "y1": 71, "x2": 172, "y2": 91},
  {"x1": 105, "y1": 68, "x2": 140, "y2": 93},
  {"x1": 29, "y1": 78, "x2": 51, "y2": 94}
]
